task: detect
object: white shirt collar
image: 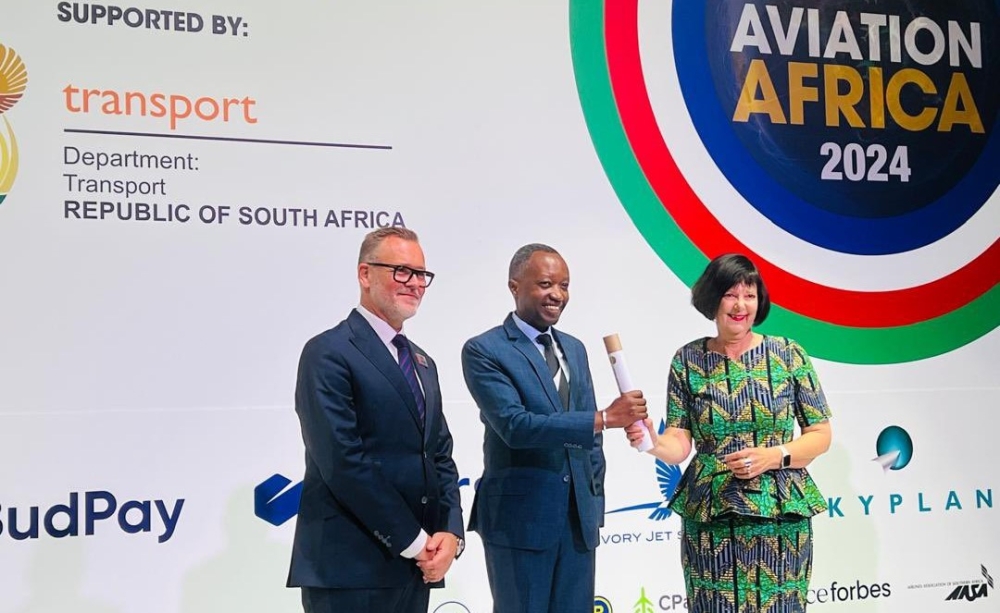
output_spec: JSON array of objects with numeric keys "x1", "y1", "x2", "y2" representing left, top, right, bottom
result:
[
  {"x1": 512, "y1": 312, "x2": 550, "y2": 344},
  {"x1": 356, "y1": 304, "x2": 404, "y2": 347}
]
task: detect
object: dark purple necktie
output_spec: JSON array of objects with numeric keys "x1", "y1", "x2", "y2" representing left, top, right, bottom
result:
[{"x1": 392, "y1": 334, "x2": 425, "y2": 421}]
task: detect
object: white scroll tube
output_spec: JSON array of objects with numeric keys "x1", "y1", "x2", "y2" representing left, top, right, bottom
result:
[{"x1": 603, "y1": 334, "x2": 654, "y2": 452}]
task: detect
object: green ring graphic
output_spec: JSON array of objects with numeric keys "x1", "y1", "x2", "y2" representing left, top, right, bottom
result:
[{"x1": 569, "y1": 0, "x2": 1000, "y2": 364}]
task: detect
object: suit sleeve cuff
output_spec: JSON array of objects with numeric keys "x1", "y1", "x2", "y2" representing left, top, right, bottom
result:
[{"x1": 400, "y1": 529, "x2": 429, "y2": 559}]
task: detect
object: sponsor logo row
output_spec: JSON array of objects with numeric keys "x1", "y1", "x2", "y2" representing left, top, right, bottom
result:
[
  {"x1": 595, "y1": 581, "x2": 893, "y2": 612},
  {"x1": 255, "y1": 425, "x2": 995, "y2": 531},
  {"x1": 593, "y1": 567, "x2": 993, "y2": 611}
]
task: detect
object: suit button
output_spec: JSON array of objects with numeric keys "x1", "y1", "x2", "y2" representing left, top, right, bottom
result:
[
  {"x1": 421, "y1": 496, "x2": 428, "y2": 504},
  {"x1": 563, "y1": 475, "x2": 570, "y2": 483}
]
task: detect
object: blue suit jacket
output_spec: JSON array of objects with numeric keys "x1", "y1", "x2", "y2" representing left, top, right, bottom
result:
[
  {"x1": 461, "y1": 314, "x2": 605, "y2": 552},
  {"x1": 288, "y1": 309, "x2": 463, "y2": 588}
]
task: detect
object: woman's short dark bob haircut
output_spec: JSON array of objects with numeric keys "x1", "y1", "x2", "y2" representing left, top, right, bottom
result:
[{"x1": 691, "y1": 254, "x2": 771, "y2": 325}]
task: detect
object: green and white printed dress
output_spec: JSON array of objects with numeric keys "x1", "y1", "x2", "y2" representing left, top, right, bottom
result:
[{"x1": 666, "y1": 336, "x2": 832, "y2": 613}]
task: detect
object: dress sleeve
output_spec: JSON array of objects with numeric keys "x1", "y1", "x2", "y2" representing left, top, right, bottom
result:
[
  {"x1": 788, "y1": 339, "x2": 832, "y2": 427},
  {"x1": 666, "y1": 349, "x2": 692, "y2": 430}
]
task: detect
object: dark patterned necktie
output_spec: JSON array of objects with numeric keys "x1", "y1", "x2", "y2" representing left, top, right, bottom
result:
[
  {"x1": 392, "y1": 334, "x2": 425, "y2": 421},
  {"x1": 536, "y1": 333, "x2": 569, "y2": 409}
]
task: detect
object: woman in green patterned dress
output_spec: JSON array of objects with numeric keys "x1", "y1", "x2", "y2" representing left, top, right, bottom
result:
[{"x1": 627, "y1": 254, "x2": 832, "y2": 613}]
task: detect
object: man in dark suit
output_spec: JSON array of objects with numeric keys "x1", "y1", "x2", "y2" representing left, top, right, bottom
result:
[
  {"x1": 461, "y1": 243, "x2": 648, "y2": 613},
  {"x1": 288, "y1": 227, "x2": 464, "y2": 613}
]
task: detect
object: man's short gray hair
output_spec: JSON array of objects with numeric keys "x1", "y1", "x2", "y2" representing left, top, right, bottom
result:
[{"x1": 358, "y1": 227, "x2": 419, "y2": 263}]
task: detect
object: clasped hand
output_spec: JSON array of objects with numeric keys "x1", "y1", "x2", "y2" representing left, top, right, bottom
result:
[
  {"x1": 415, "y1": 532, "x2": 458, "y2": 583},
  {"x1": 721, "y1": 447, "x2": 781, "y2": 479}
]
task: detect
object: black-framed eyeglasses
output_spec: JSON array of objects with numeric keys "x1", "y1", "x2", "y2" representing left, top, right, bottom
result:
[{"x1": 366, "y1": 262, "x2": 436, "y2": 287}]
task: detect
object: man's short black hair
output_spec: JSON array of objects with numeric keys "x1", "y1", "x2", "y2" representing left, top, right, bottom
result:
[
  {"x1": 509, "y1": 243, "x2": 560, "y2": 280},
  {"x1": 691, "y1": 254, "x2": 770, "y2": 325}
]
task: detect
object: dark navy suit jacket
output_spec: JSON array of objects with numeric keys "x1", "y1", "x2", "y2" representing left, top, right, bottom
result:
[
  {"x1": 461, "y1": 314, "x2": 605, "y2": 552},
  {"x1": 288, "y1": 309, "x2": 463, "y2": 588}
]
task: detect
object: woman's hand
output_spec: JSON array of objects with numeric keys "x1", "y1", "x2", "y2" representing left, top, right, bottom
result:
[
  {"x1": 627, "y1": 421, "x2": 693, "y2": 465},
  {"x1": 625, "y1": 418, "x2": 656, "y2": 448},
  {"x1": 722, "y1": 446, "x2": 782, "y2": 479}
]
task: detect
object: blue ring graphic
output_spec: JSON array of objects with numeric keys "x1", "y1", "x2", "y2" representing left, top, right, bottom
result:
[{"x1": 673, "y1": 1, "x2": 1000, "y2": 255}]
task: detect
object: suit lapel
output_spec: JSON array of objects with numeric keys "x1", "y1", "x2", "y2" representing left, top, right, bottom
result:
[
  {"x1": 347, "y1": 310, "x2": 424, "y2": 432},
  {"x1": 503, "y1": 315, "x2": 563, "y2": 412}
]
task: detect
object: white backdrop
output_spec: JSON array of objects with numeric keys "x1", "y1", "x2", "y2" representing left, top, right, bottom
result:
[{"x1": 1, "y1": 2, "x2": 997, "y2": 612}]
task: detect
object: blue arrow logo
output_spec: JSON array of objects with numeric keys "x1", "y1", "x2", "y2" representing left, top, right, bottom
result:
[{"x1": 607, "y1": 420, "x2": 681, "y2": 520}]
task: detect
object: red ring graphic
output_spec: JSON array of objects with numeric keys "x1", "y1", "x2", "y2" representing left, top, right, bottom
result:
[{"x1": 605, "y1": 0, "x2": 1000, "y2": 327}]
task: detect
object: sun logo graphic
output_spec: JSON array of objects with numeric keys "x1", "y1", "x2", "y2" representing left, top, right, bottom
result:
[
  {"x1": 570, "y1": 1, "x2": 1000, "y2": 364},
  {"x1": 0, "y1": 43, "x2": 27, "y2": 206}
]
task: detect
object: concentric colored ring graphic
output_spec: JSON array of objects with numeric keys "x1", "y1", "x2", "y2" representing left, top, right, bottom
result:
[
  {"x1": 569, "y1": 0, "x2": 1000, "y2": 363},
  {"x1": 673, "y1": 2, "x2": 1000, "y2": 255}
]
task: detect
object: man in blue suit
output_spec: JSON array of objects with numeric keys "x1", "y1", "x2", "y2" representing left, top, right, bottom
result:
[
  {"x1": 288, "y1": 227, "x2": 464, "y2": 613},
  {"x1": 462, "y1": 243, "x2": 648, "y2": 613}
]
